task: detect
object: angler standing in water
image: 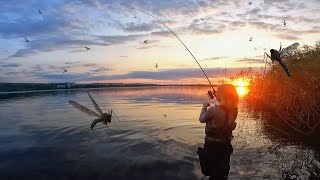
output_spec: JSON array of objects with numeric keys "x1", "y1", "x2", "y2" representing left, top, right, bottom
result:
[
  {"x1": 197, "y1": 84, "x2": 239, "y2": 180},
  {"x1": 129, "y1": 11, "x2": 237, "y2": 179}
]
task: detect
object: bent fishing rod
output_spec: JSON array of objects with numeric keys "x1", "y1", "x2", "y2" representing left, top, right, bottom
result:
[{"x1": 130, "y1": 8, "x2": 217, "y2": 98}]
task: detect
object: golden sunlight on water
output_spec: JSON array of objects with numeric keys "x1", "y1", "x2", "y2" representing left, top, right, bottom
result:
[
  {"x1": 234, "y1": 79, "x2": 249, "y2": 97},
  {"x1": 236, "y1": 86, "x2": 248, "y2": 97}
]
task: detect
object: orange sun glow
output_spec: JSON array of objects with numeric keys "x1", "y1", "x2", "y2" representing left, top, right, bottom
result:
[{"x1": 234, "y1": 79, "x2": 249, "y2": 97}]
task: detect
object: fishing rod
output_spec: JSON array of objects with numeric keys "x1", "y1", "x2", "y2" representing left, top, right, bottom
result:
[{"x1": 129, "y1": 8, "x2": 217, "y2": 98}]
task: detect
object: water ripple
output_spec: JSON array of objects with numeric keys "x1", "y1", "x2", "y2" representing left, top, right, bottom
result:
[{"x1": 0, "y1": 87, "x2": 318, "y2": 179}]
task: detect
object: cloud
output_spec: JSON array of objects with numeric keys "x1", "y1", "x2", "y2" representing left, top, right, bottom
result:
[
  {"x1": 90, "y1": 67, "x2": 113, "y2": 73},
  {"x1": 95, "y1": 34, "x2": 146, "y2": 45},
  {"x1": 262, "y1": 0, "x2": 295, "y2": 12},
  {"x1": 234, "y1": 58, "x2": 265, "y2": 64},
  {"x1": 48, "y1": 65, "x2": 58, "y2": 69},
  {"x1": 32, "y1": 64, "x2": 44, "y2": 71},
  {"x1": 0, "y1": 6, "x2": 85, "y2": 39},
  {"x1": 35, "y1": 67, "x2": 258, "y2": 82},
  {"x1": 35, "y1": 72, "x2": 88, "y2": 82},
  {"x1": 1, "y1": 0, "x2": 319, "y2": 83},
  {"x1": 122, "y1": 22, "x2": 158, "y2": 32},
  {"x1": 150, "y1": 30, "x2": 172, "y2": 38},
  {"x1": 246, "y1": 7, "x2": 262, "y2": 15},
  {"x1": 9, "y1": 34, "x2": 145, "y2": 58},
  {"x1": 199, "y1": 56, "x2": 228, "y2": 61},
  {"x1": 274, "y1": 34, "x2": 300, "y2": 41},
  {"x1": 3, "y1": 0, "x2": 316, "y2": 60},
  {"x1": 1, "y1": 69, "x2": 35, "y2": 78},
  {"x1": 81, "y1": 63, "x2": 98, "y2": 67},
  {"x1": 187, "y1": 23, "x2": 225, "y2": 35},
  {"x1": 1, "y1": 63, "x2": 20, "y2": 68},
  {"x1": 255, "y1": 14, "x2": 319, "y2": 25},
  {"x1": 136, "y1": 45, "x2": 153, "y2": 50},
  {"x1": 65, "y1": 61, "x2": 81, "y2": 65},
  {"x1": 9, "y1": 37, "x2": 105, "y2": 58},
  {"x1": 5, "y1": 71, "x2": 20, "y2": 76}
]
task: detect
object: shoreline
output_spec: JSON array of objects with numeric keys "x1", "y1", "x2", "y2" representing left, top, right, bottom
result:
[{"x1": 0, "y1": 84, "x2": 215, "y2": 95}]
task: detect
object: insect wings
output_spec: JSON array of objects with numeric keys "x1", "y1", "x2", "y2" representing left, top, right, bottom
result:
[
  {"x1": 68, "y1": 100, "x2": 101, "y2": 118},
  {"x1": 265, "y1": 42, "x2": 299, "y2": 77},
  {"x1": 87, "y1": 92, "x2": 103, "y2": 116},
  {"x1": 69, "y1": 92, "x2": 120, "y2": 130},
  {"x1": 280, "y1": 43, "x2": 299, "y2": 57}
]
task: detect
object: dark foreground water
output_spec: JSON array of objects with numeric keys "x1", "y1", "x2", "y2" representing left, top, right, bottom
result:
[{"x1": 0, "y1": 86, "x2": 319, "y2": 180}]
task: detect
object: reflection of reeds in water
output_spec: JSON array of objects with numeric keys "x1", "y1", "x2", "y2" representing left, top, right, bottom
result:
[
  {"x1": 227, "y1": 102, "x2": 319, "y2": 179},
  {"x1": 244, "y1": 42, "x2": 320, "y2": 146}
]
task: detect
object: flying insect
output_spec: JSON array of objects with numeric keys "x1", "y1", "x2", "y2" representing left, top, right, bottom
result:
[{"x1": 69, "y1": 92, "x2": 120, "y2": 130}]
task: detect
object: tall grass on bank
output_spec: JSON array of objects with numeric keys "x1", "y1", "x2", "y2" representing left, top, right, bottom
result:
[{"x1": 244, "y1": 42, "x2": 320, "y2": 146}]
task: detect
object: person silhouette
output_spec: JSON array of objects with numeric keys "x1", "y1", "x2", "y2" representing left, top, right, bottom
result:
[{"x1": 197, "y1": 84, "x2": 239, "y2": 180}]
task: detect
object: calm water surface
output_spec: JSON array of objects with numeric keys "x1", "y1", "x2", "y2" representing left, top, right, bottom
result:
[{"x1": 0, "y1": 86, "x2": 319, "y2": 179}]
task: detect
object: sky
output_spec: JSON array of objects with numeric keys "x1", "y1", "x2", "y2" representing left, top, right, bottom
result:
[{"x1": 0, "y1": 0, "x2": 319, "y2": 84}]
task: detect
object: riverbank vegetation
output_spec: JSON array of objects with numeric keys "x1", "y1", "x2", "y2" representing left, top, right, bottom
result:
[{"x1": 243, "y1": 42, "x2": 320, "y2": 148}]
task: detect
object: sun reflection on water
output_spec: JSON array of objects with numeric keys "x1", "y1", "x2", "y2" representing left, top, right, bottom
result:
[{"x1": 236, "y1": 86, "x2": 248, "y2": 97}]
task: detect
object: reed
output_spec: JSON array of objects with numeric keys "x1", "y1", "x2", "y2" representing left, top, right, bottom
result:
[{"x1": 244, "y1": 41, "x2": 320, "y2": 147}]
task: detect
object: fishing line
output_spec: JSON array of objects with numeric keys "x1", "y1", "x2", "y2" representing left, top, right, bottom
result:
[{"x1": 129, "y1": 8, "x2": 217, "y2": 96}]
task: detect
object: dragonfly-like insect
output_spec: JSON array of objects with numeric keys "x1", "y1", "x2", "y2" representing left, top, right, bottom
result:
[
  {"x1": 68, "y1": 92, "x2": 120, "y2": 131},
  {"x1": 62, "y1": 68, "x2": 67, "y2": 73},
  {"x1": 264, "y1": 42, "x2": 299, "y2": 77},
  {"x1": 24, "y1": 37, "x2": 29, "y2": 43}
]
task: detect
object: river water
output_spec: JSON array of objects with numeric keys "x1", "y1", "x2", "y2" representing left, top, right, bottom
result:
[{"x1": 0, "y1": 86, "x2": 319, "y2": 179}]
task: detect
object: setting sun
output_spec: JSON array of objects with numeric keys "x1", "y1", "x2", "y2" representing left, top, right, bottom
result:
[
  {"x1": 236, "y1": 87, "x2": 247, "y2": 96},
  {"x1": 234, "y1": 79, "x2": 249, "y2": 96},
  {"x1": 236, "y1": 79, "x2": 247, "y2": 87},
  {"x1": 237, "y1": 80, "x2": 245, "y2": 87}
]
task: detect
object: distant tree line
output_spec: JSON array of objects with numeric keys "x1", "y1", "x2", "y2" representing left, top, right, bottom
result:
[{"x1": 0, "y1": 82, "x2": 172, "y2": 92}]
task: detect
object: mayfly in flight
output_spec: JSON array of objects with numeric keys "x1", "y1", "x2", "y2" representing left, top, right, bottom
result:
[
  {"x1": 264, "y1": 42, "x2": 299, "y2": 77},
  {"x1": 24, "y1": 37, "x2": 29, "y2": 43},
  {"x1": 69, "y1": 92, "x2": 120, "y2": 131}
]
